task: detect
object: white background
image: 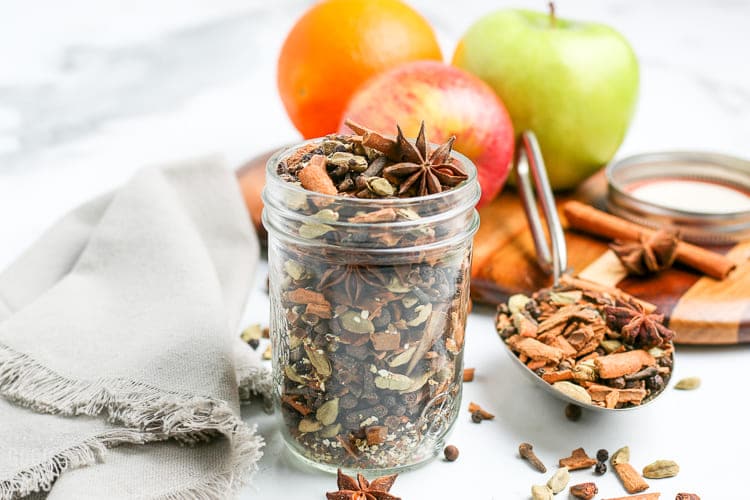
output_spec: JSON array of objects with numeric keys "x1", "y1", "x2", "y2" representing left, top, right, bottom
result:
[{"x1": 1, "y1": 1, "x2": 749, "y2": 498}]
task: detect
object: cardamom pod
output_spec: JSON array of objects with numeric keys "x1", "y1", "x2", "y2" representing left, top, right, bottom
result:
[
  {"x1": 674, "y1": 377, "x2": 700, "y2": 390},
  {"x1": 299, "y1": 222, "x2": 333, "y2": 239},
  {"x1": 313, "y1": 208, "x2": 339, "y2": 223},
  {"x1": 601, "y1": 339, "x2": 623, "y2": 353},
  {"x1": 642, "y1": 459, "x2": 679, "y2": 478},
  {"x1": 316, "y1": 398, "x2": 339, "y2": 426},
  {"x1": 611, "y1": 446, "x2": 630, "y2": 465},
  {"x1": 549, "y1": 290, "x2": 582, "y2": 305},
  {"x1": 547, "y1": 467, "x2": 570, "y2": 494},
  {"x1": 399, "y1": 370, "x2": 435, "y2": 394},
  {"x1": 366, "y1": 177, "x2": 396, "y2": 197},
  {"x1": 531, "y1": 484, "x2": 553, "y2": 500},
  {"x1": 552, "y1": 381, "x2": 593, "y2": 405},
  {"x1": 339, "y1": 310, "x2": 375, "y2": 334},
  {"x1": 374, "y1": 371, "x2": 413, "y2": 391},
  {"x1": 298, "y1": 418, "x2": 322, "y2": 433},
  {"x1": 319, "y1": 423, "x2": 342, "y2": 438},
  {"x1": 283, "y1": 261, "x2": 305, "y2": 281},
  {"x1": 406, "y1": 303, "x2": 432, "y2": 327},
  {"x1": 328, "y1": 151, "x2": 367, "y2": 172},
  {"x1": 304, "y1": 345, "x2": 332, "y2": 377},
  {"x1": 387, "y1": 345, "x2": 417, "y2": 368},
  {"x1": 284, "y1": 365, "x2": 305, "y2": 384},
  {"x1": 508, "y1": 294, "x2": 531, "y2": 314}
]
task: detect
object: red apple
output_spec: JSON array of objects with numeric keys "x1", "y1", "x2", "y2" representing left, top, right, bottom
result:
[{"x1": 338, "y1": 61, "x2": 514, "y2": 206}]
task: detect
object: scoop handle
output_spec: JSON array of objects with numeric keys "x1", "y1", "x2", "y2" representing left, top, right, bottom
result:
[{"x1": 515, "y1": 130, "x2": 568, "y2": 285}]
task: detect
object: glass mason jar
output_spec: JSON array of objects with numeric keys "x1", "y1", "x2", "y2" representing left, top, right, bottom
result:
[{"x1": 262, "y1": 139, "x2": 480, "y2": 474}]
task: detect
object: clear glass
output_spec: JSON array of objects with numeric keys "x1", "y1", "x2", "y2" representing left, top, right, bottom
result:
[{"x1": 262, "y1": 140, "x2": 480, "y2": 474}]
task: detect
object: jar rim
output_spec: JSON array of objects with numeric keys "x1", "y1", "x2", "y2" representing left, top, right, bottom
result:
[{"x1": 264, "y1": 137, "x2": 479, "y2": 206}]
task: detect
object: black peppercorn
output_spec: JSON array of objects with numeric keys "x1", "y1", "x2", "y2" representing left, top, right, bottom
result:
[
  {"x1": 596, "y1": 449, "x2": 609, "y2": 462},
  {"x1": 594, "y1": 462, "x2": 607, "y2": 475},
  {"x1": 471, "y1": 411, "x2": 483, "y2": 423},
  {"x1": 565, "y1": 404, "x2": 582, "y2": 422},
  {"x1": 247, "y1": 338, "x2": 260, "y2": 350}
]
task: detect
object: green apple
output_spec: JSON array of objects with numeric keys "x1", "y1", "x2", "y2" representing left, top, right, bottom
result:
[{"x1": 452, "y1": 7, "x2": 638, "y2": 190}]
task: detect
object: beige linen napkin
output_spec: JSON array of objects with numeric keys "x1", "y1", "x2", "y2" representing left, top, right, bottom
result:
[{"x1": 0, "y1": 158, "x2": 268, "y2": 499}]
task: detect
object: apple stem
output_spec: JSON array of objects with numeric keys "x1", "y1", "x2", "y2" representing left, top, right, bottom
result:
[{"x1": 549, "y1": 1, "x2": 557, "y2": 28}]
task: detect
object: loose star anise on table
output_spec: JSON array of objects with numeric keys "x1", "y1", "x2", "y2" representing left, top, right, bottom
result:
[
  {"x1": 326, "y1": 468, "x2": 401, "y2": 500},
  {"x1": 604, "y1": 300, "x2": 675, "y2": 348},
  {"x1": 609, "y1": 229, "x2": 680, "y2": 276}
]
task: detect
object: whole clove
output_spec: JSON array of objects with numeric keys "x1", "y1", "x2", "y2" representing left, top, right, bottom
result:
[{"x1": 519, "y1": 442, "x2": 547, "y2": 473}]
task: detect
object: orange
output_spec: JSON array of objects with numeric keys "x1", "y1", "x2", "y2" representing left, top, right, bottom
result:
[{"x1": 277, "y1": 0, "x2": 442, "y2": 139}]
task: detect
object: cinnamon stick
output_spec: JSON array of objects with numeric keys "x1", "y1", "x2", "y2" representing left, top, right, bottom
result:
[
  {"x1": 595, "y1": 350, "x2": 655, "y2": 379},
  {"x1": 559, "y1": 448, "x2": 597, "y2": 470},
  {"x1": 603, "y1": 494, "x2": 660, "y2": 500},
  {"x1": 507, "y1": 336, "x2": 564, "y2": 364},
  {"x1": 559, "y1": 275, "x2": 656, "y2": 313},
  {"x1": 588, "y1": 383, "x2": 647, "y2": 405},
  {"x1": 563, "y1": 201, "x2": 736, "y2": 280},
  {"x1": 613, "y1": 462, "x2": 650, "y2": 494},
  {"x1": 298, "y1": 154, "x2": 337, "y2": 195}
]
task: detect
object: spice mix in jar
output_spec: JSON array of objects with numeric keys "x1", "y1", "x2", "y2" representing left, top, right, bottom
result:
[{"x1": 262, "y1": 121, "x2": 480, "y2": 473}]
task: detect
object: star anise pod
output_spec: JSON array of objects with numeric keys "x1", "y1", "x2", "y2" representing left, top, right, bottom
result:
[
  {"x1": 383, "y1": 123, "x2": 467, "y2": 196},
  {"x1": 610, "y1": 229, "x2": 679, "y2": 276},
  {"x1": 319, "y1": 264, "x2": 387, "y2": 303},
  {"x1": 604, "y1": 300, "x2": 675, "y2": 348},
  {"x1": 326, "y1": 468, "x2": 401, "y2": 500},
  {"x1": 344, "y1": 119, "x2": 468, "y2": 196}
]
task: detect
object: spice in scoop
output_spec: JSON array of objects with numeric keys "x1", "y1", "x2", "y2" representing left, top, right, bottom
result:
[{"x1": 496, "y1": 278, "x2": 674, "y2": 409}]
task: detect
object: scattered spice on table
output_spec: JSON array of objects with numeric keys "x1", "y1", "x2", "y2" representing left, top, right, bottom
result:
[
  {"x1": 467, "y1": 401, "x2": 494, "y2": 420},
  {"x1": 602, "y1": 494, "x2": 660, "y2": 500},
  {"x1": 642, "y1": 459, "x2": 679, "y2": 479},
  {"x1": 611, "y1": 446, "x2": 649, "y2": 494},
  {"x1": 559, "y1": 448, "x2": 597, "y2": 470},
  {"x1": 674, "y1": 376, "x2": 700, "y2": 390},
  {"x1": 570, "y1": 482, "x2": 598, "y2": 500},
  {"x1": 326, "y1": 468, "x2": 401, "y2": 500},
  {"x1": 519, "y1": 442, "x2": 547, "y2": 473},
  {"x1": 443, "y1": 445, "x2": 459, "y2": 462}
]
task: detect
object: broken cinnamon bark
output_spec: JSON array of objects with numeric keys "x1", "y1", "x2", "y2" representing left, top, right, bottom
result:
[{"x1": 558, "y1": 448, "x2": 597, "y2": 470}]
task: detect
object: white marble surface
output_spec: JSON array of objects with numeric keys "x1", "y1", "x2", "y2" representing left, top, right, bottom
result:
[{"x1": 1, "y1": 1, "x2": 749, "y2": 498}]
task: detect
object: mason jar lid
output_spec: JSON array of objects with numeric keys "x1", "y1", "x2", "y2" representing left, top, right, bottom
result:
[{"x1": 605, "y1": 151, "x2": 750, "y2": 244}]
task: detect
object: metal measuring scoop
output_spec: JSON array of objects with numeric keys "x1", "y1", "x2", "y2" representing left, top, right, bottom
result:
[{"x1": 498, "y1": 130, "x2": 673, "y2": 412}]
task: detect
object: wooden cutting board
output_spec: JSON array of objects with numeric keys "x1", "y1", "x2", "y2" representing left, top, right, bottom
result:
[
  {"x1": 237, "y1": 150, "x2": 750, "y2": 345},
  {"x1": 471, "y1": 171, "x2": 750, "y2": 345}
]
